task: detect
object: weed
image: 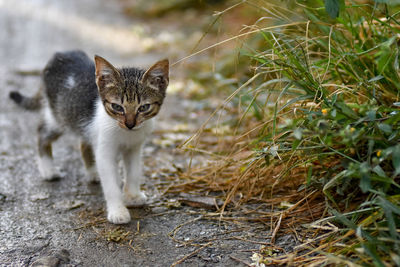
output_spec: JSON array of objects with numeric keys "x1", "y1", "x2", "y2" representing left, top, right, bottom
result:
[{"x1": 179, "y1": 0, "x2": 400, "y2": 265}]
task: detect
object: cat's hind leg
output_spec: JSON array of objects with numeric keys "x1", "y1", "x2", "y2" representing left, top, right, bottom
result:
[
  {"x1": 122, "y1": 145, "x2": 147, "y2": 207},
  {"x1": 37, "y1": 121, "x2": 62, "y2": 181},
  {"x1": 80, "y1": 141, "x2": 99, "y2": 183}
]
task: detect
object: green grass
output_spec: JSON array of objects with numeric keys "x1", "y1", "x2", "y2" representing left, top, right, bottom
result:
[
  {"x1": 238, "y1": 0, "x2": 400, "y2": 265},
  {"x1": 167, "y1": 0, "x2": 400, "y2": 264},
  {"x1": 183, "y1": 0, "x2": 400, "y2": 265}
]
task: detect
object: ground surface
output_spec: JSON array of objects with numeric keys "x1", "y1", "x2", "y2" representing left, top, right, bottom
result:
[{"x1": 0, "y1": 1, "x2": 292, "y2": 266}]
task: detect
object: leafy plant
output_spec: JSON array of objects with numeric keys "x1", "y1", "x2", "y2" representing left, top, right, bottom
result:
[
  {"x1": 241, "y1": 0, "x2": 400, "y2": 264},
  {"x1": 179, "y1": 0, "x2": 400, "y2": 264}
]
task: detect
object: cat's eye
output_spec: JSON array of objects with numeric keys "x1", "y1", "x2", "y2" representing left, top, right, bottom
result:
[
  {"x1": 111, "y1": 103, "x2": 124, "y2": 113},
  {"x1": 138, "y1": 104, "x2": 151, "y2": 112}
]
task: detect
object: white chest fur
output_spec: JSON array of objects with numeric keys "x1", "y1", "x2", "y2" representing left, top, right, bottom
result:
[{"x1": 87, "y1": 100, "x2": 153, "y2": 224}]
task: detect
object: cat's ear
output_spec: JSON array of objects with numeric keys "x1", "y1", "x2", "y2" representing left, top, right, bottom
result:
[
  {"x1": 94, "y1": 55, "x2": 120, "y2": 91},
  {"x1": 142, "y1": 59, "x2": 169, "y2": 92}
]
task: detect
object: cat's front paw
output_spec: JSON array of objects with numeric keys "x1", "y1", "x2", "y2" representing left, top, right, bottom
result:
[
  {"x1": 124, "y1": 191, "x2": 147, "y2": 207},
  {"x1": 42, "y1": 170, "x2": 65, "y2": 182},
  {"x1": 85, "y1": 168, "x2": 99, "y2": 184},
  {"x1": 43, "y1": 173, "x2": 63, "y2": 182},
  {"x1": 38, "y1": 165, "x2": 63, "y2": 182},
  {"x1": 107, "y1": 205, "x2": 131, "y2": 224}
]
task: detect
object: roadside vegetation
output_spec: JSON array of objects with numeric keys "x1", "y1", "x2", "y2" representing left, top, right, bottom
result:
[{"x1": 125, "y1": 0, "x2": 400, "y2": 265}]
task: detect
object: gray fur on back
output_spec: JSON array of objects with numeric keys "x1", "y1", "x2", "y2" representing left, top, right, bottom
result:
[{"x1": 43, "y1": 51, "x2": 98, "y2": 134}]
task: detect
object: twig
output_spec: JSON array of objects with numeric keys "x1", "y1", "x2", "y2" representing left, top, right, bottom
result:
[
  {"x1": 271, "y1": 213, "x2": 282, "y2": 244},
  {"x1": 229, "y1": 255, "x2": 252, "y2": 267},
  {"x1": 171, "y1": 242, "x2": 212, "y2": 267},
  {"x1": 171, "y1": 22, "x2": 307, "y2": 67},
  {"x1": 13, "y1": 69, "x2": 41, "y2": 76},
  {"x1": 231, "y1": 236, "x2": 273, "y2": 246},
  {"x1": 168, "y1": 215, "x2": 203, "y2": 244}
]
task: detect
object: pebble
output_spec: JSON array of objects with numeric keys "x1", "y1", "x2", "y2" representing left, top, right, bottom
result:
[
  {"x1": 29, "y1": 193, "x2": 50, "y2": 202},
  {"x1": 0, "y1": 193, "x2": 6, "y2": 202},
  {"x1": 108, "y1": 243, "x2": 116, "y2": 251},
  {"x1": 53, "y1": 200, "x2": 84, "y2": 210},
  {"x1": 30, "y1": 256, "x2": 59, "y2": 267},
  {"x1": 30, "y1": 249, "x2": 70, "y2": 267}
]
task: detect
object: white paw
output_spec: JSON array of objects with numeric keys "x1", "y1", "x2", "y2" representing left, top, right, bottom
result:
[
  {"x1": 85, "y1": 168, "x2": 99, "y2": 184},
  {"x1": 107, "y1": 205, "x2": 131, "y2": 224},
  {"x1": 38, "y1": 157, "x2": 61, "y2": 181},
  {"x1": 43, "y1": 173, "x2": 62, "y2": 182},
  {"x1": 124, "y1": 191, "x2": 147, "y2": 207},
  {"x1": 41, "y1": 170, "x2": 63, "y2": 182}
]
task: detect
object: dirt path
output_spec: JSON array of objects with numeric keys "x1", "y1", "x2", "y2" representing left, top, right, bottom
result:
[{"x1": 0, "y1": 1, "x2": 282, "y2": 266}]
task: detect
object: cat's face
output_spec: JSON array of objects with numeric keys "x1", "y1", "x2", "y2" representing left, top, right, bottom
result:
[{"x1": 94, "y1": 56, "x2": 169, "y2": 130}]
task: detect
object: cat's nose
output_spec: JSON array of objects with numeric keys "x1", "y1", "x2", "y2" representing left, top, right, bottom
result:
[{"x1": 125, "y1": 122, "x2": 135, "y2": 129}]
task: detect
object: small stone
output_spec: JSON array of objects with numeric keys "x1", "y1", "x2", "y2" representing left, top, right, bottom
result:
[
  {"x1": 30, "y1": 256, "x2": 59, "y2": 267},
  {"x1": 0, "y1": 193, "x2": 6, "y2": 202},
  {"x1": 30, "y1": 193, "x2": 50, "y2": 202},
  {"x1": 210, "y1": 254, "x2": 221, "y2": 263},
  {"x1": 30, "y1": 249, "x2": 69, "y2": 267},
  {"x1": 53, "y1": 200, "x2": 84, "y2": 210}
]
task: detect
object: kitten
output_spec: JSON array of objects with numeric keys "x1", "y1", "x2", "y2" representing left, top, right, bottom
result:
[{"x1": 9, "y1": 50, "x2": 169, "y2": 224}]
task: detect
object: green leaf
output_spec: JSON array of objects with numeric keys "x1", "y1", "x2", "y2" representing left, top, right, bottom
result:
[
  {"x1": 378, "y1": 123, "x2": 392, "y2": 134},
  {"x1": 368, "y1": 140, "x2": 375, "y2": 158},
  {"x1": 335, "y1": 102, "x2": 358, "y2": 119},
  {"x1": 386, "y1": 112, "x2": 400, "y2": 125},
  {"x1": 374, "y1": 0, "x2": 400, "y2": 5},
  {"x1": 378, "y1": 197, "x2": 400, "y2": 240},
  {"x1": 292, "y1": 139, "x2": 301, "y2": 150},
  {"x1": 325, "y1": 0, "x2": 340, "y2": 18},
  {"x1": 368, "y1": 75, "x2": 384, "y2": 82},
  {"x1": 376, "y1": 49, "x2": 394, "y2": 74},
  {"x1": 392, "y1": 144, "x2": 400, "y2": 176},
  {"x1": 388, "y1": 131, "x2": 398, "y2": 141},
  {"x1": 362, "y1": 243, "x2": 386, "y2": 267},
  {"x1": 331, "y1": 209, "x2": 358, "y2": 229},
  {"x1": 331, "y1": 93, "x2": 338, "y2": 105},
  {"x1": 277, "y1": 95, "x2": 312, "y2": 113},
  {"x1": 307, "y1": 166, "x2": 312, "y2": 185},
  {"x1": 379, "y1": 196, "x2": 400, "y2": 215},
  {"x1": 360, "y1": 162, "x2": 371, "y2": 193},
  {"x1": 324, "y1": 170, "x2": 349, "y2": 191},
  {"x1": 360, "y1": 170, "x2": 371, "y2": 193},
  {"x1": 367, "y1": 110, "x2": 376, "y2": 121},
  {"x1": 372, "y1": 165, "x2": 387, "y2": 178}
]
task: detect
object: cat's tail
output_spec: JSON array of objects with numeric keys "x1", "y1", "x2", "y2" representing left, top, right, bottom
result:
[{"x1": 9, "y1": 89, "x2": 42, "y2": 111}]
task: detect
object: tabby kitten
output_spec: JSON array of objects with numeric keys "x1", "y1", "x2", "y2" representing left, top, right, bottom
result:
[{"x1": 10, "y1": 51, "x2": 169, "y2": 224}]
